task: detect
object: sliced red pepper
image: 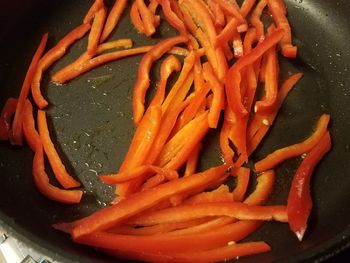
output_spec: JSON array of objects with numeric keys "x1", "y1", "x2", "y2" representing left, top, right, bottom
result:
[
  {"x1": 225, "y1": 29, "x2": 284, "y2": 118},
  {"x1": 141, "y1": 173, "x2": 173, "y2": 190},
  {"x1": 250, "y1": 0, "x2": 267, "y2": 42},
  {"x1": 232, "y1": 167, "x2": 250, "y2": 202},
  {"x1": 287, "y1": 132, "x2": 331, "y2": 241},
  {"x1": 215, "y1": 0, "x2": 245, "y2": 24},
  {"x1": 130, "y1": 0, "x2": 146, "y2": 33},
  {"x1": 132, "y1": 35, "x2": 188, "y2": 124},
  {"x1": 267, "y1": 0, "x2": 297, "y2": 57},
  {"x1": 11, "y1": 33, "x2": 48, "y2": 145},
  {"x1": 159, "y1": 0, "x2": 188, "y2": 35},
  {"x1": 37, "y1": 110, "x2": 81, "y2": 189},
  {"x1": 68, "y1": 163, "x2": 230, "y2": 239},
  {"x1": 32, "y1": 23, "x2": 91, "y2": 109},
  {"x1": 244, "y1": 170, "x2": 275, "y2": 205},
  {"x1": 100, "y1": 0, "x2": 128, "y2": 42},
  {"x1": 105, "y1": 241, "x2": 271, "y2": 262},
  {"x1": 254, "y1": 114, "x2": 330, "y2": 172},
  {"x1": 240, "y1": 0, "x2": 257, "y2": 18},
  {"x1": 183, "y1": 190, "x2": 233, "y2": 205},
  {"x1": 136, "y1": 0, "x2": 157, "y2": 36},
  {"x1": 33, "y1": 144, "x2": 83, "y2": 204},
  {"x1": 52, "y1": 46, "x2": 153, "y2": 84},
  {"x1": 87, "y1": 6, "x2": 107, "y2": 56},
  {"x1": 0, "y1": 98, "x2": 18, "y2": 141},
  {"x1": 22, "y1": 100, "x2": 41, "y2": 152},
  {"x1": 222, "y1": 42, "x2": 234, "y2": 60},
  {"x1": 184, "y1": 144, "x2": 201, "y2": 177},
  {"x1": 207, "y1": 0, "x2": 225, "y2": 28},
  {"x1": 215, "y1": 18, "x2": 239, "y2": 47},
  {"x1": 117, "y1": 105, "x2": 162, "y2": 198},
  {"x1": 96, "y1": 38, "x2": 133, "y2": 53},
  {"x1": 220, "y1": 108, "x2": 235, "y2": 164},
  {"x1": 84, "y1": 0, "x2": 104, "y2": 24}
]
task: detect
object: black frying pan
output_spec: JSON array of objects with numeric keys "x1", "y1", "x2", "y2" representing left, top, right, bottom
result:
[{"x1": 1, "y1": 0, "x2": 350, "y2": 262}]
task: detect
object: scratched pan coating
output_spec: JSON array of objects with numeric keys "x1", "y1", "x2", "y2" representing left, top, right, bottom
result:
[{"x1": 0, "y1": 0, "x2": 350, "y2": 262}]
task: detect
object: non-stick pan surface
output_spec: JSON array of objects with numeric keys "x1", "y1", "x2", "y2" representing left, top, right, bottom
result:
[{"x1": 1, "y1": 0, "x2": 350, "y2": 262}]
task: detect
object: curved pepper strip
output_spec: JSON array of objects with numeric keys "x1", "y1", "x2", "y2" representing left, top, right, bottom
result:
[
  {"x1": 215, "y1": 0, "x2": 245, "y2": 24},
  {"x1": 136, "y1": 0, "x2": 157, "y2": 36},
  {"x1": 37, "y1": 110, "x2": 81, "y2": 189},
  {"x1": 254, "y1": 114, "x2": 330, "y2": 172},
  {"x1": 104, "y1": 241, "x2": 270, "y2": 262},
  {"x1": 207, "y1": 0, "x2": 225, "y2": 27},
  {"x1": 250, "y1": 0, "x2": 267, "y2": 42},
  {"x1": 160, "y1": 0, "x2": 187, "y2": 35},
  {"x1": 240, "y1": 0, "x2": 257, "y2": 18},
  {"x1": 225, "y1": 29, "x2": 284, "y2": 118},
  {"x1": 132, "y1": 35, "x2": 188, "y2": 125},
  {"x1": 11, "y1": 33, "x2": 48, "y2": 145},
  {"x1": 52, "y1": 46, "x2": 152, "y2": 84},
  {"x1": 117, "y1": 105, "x2": 162, "y2": 198},
  {"x1": 287, "y1": 132, "x2": 331, "y2": 241},
  {"x1": 267, "y1": 0, "x2": 297, "y2": 57},
  {"x1": 130, "y1": 0, "x2": 146, "y2": 33},
  {"x1": 244, "y1": 170, "x2": 275, "y2": 205},
  {"x1": 22, "y1": 100, "x2": 41, "y2": 152},
  {"x1": 68, "y1": 164, "x2": 230, "y2": 239},
  {"x1": 84, "y1": 0, "x2": 104, "y2": 24},
  {"x1": 31, "y1": 23, "x2": 91, "y2": 109},
  {"x1": 33, "y1": 145, "x2": 83, "y2": 204},
  {"x1": 100, "y1": 0, "x2": 128, "y2": 42},
  {"x1": 232, "y1": 167, "x2": 250, "y2": 202},
  {"x1": 87, "y1": 6, "x2": 107, "y2": 55},
  {"x1": 0, "y1": 98, "x2": 18, "y2": 141}
]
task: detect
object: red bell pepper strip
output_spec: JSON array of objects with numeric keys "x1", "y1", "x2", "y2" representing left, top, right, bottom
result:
[
  {"x1": 183, "y1": 191, "x2": 233, "y2": 205},
  {"x1": 267, "y1": 0, "x2": 297, "y2": 57},
  {"x1": 150, "y1": 55, "x2": 181, "y2": 107},
  {"x1": 100, "y1": 165, "x2": 178, "y2": 184},
  {"x1": 219, "y1": 108, "x2": 235, "y2": 165},
  {"x1": 31, "y1": 23, "x2": 91, "y2": 109},
  {"x1": 0, "y1": 98, "x2": 18, "y2": 141},
  {"x1": 250, "y1": 0, "x2": 267, "y2": 42},
  {"x1": 202, "y1": 63, "x2": 224, "y2": 128},
  {"x1": 136, "y1": 0, "x2": 157, "y2": 36},
  {"x1": 84, "y1": 0, "x2": 104, "y2": 24},
  {"x1": 100, "y1": 0, "x2": 128, "y2": 42},
  {"x1": 244, "y1": 170, "x2": 275, "y2": 205},
  {"x1": 68, "y1": 163, "x2": 230, "y2": 239},
  {"x1": 116, "y1": 105, "x2": 162, "y2": 198},
  {"x1": 225, "y1": 29, "x2": 284, "y2": 118},
  {"x1": 33, "y1": 145, "x2": 83, "y2": 204},
  {"x1": 11, "y1": 33, "x2": 48, "y2": 145},
  {"x1": 240, "y1": 0, "x2": 257, "y2": 18},
  {"x1": 132, "y1": 35, "x2": 188, "y2": 124},
  {"x1": 254, "y1": 44, "x2": 279, "y2": 113},
  {"x1": 141, "y1": 172, "x2": 176, "y2": 190},
  {"x1": 130, "y1": 0, "x2": 146, "y2": 33},
  {"x1": 129, "y1": 202, "x2": 288, "y2": 226},
  {"x1": 255, "y1": 114, "x2": 330, "y2": 172},
  {"x1": 232, "y1": 167, "x2": 250, "y2": 202},
  {"x1": 104, "y1": 241, "x2": 271, "y2": 262},
  {"x1": 159, "y1": 0, "x2": 187, "y2": 35},
  {"x1": 184, "y1": 144, "x2": 201, "y2": 176},
  {"x1": 96, "y1": 38, "x2": 133, "y2": 52},
  {"x1": 52, "y1": 45, "x2": 152, "y2": 84},
  {"x1": 87, "y1": 6, "x2": 107, "y2": 55},
  {"x1": 287, "y1": 132, "x2": 331, "y2": 241},
  {"x1": 215, "y1": 17, "x2": 239, "y2": 47},
  {"x1": 207, "y1": 0, "x2": 225, "y2": 27},
  {"x1": 37, "y1": 110, "x2": 81, "y2": 189},
  {"x1": 22, "y1": 100, "x2": 41, "y2": 152},
  {"x1": 215, "y1": 0, "x2": 245, "y2": 24}
]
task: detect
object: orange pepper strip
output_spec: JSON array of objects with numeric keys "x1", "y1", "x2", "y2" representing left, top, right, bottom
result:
[
  {"x1": 254, "y1": 114, "x2": 330, "y2": 172},
  {"x1": 87, "y1": 6, "x2": 107, "y2": 56},
  {"x1": 100, "y1": 0, "x2": 128, "y2": 42},
  {"x1": 219, "y1": 108, "x2": 235, "y2": 165},
  {"x1": 215, "y1": 18, "x2": 239, "y2": 47},
  {"x1": 203, "y1": 63, "x2": 225, "y2": 128},
  {"x1": 267, "y1": 0, "x2": 297, "y2": 57},
  {"x1": 130, "y1": 0, "x2": 145, "y2": 33},
  {"x1": 183, "y1": 191, "x2": 233, "y2": 205},
  {"x1": 37, "y1": 110, "x2": 81, "y2": 189},
  {"x1": 84, "y1": 0, "x2": 104, "y2": 24},
  {"x1": 96, "y1": 38, "x2": 133, "y2": 52},
  {"x1": 52, "y1": 46, "x2": 152, "y2": 84},
  {"x1": 184, "y1": 144, "x2": 201, "y2": 177},
  {"x1": 100, "y1": 165, "x2": 178, "y2": 184},
  {"x1": 116, "y1": 105, "x2": 162, "y2": 197},
  {"x1": 254, "y1": 44, "x2": 279, "y2": 113},
  {"x1": 247, "y1": 73, "x2": 304, "y2": 155},
  {"x1": 0, "y1": 98, "x2": 18, "y2": 141},
  {"x1": 31, "y1": 23, "x2": 91, "y2": 108},
  {"x1": 33, "y1": 145, "x2": 83, "y2": 204},
  {"x1": 129, "y1": 202, "x2": 287, "y2": 226},
  {"x1": 101, "y1": 239, "x2": 270, "y2": 262},
  {"x1": 159, "y1": 0, "x2": 187, "y2": 35},
  {"x1": 133, "y1": 35, "x2": 188, "y2": 124},
  {"x1": 71, "y1": 219, "x2": 261, "y2": 252},
  {"x1": 250, "y1": 0, "x2": 267, "y2": 42},
  {"x1": 22, "y1": 100, "x2": 41, "y2": 152},
  {"x1": 136, "y1": 0, "x2": 157, "y2": 36},
  {"x1": 215, "y1": 0, "x2": 245, "y2": 24},
  {"x1": 232, "y1": 167, "x2": 250, "y2": 202},
  {"x1": 150, "y1": 55, "x2": 182, "y2": 107},
  {"x1": 156, "y1": 112, "x2": 209, "y2": 170},
  {"x1": 225, "y1": 29, "x2": 284, "y2": 118},
  {"x1": 207, "y1": 0, "x2": 225, "y2": 27},
  {"x1": 141, "y1": 173, "x2": 170, "y2": 190},
  {"x1": 68, "y1": 163, "x2": 230, "y2": 239},
  {"x1": 244, "y1": 170, "x2": 275, "y2": 205},
  {"x1": 240, "y1": 0, "x2": 257, "y2": 18},
  {"x1": 287, "y1": 132, "x2": 331, "y2": 241},
  {"x1": 168, "y1": 46, "x2": 190, "y2": 56},
  {"x1": 11, "y1": 33, "x2": 48, "y2": 145}
]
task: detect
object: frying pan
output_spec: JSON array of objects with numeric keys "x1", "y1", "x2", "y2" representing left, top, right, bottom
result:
[{"x1": 0, "y1": 0, "x2": 350, "y2": 262}]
